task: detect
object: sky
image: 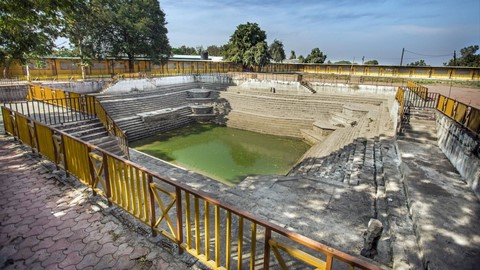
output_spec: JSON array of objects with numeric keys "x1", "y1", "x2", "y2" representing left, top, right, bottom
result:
[{"x1": 161, "y1": 0, "x2": 480, "y2": 66}]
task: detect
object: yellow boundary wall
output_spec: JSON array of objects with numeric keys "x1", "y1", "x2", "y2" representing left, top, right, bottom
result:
[{"x1": 2, "y1": 57, "x2": 479, "y2": 81}]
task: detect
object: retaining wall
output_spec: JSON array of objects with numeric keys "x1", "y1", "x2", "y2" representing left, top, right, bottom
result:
[
  {"x1": 233, "y1": 79, "x2": 310, "y2": 94},
  {"x1": 310, "y1": 83, "x2": 397, "y2": 96},
  {"x1": 106, "y1": 75, "x2": 232, "y2": 93},
  {"x1": 42, "y1": 81, "x2": 106, "y2": 94},
  {"x1": 0, "y1": 85, "x2": 27, "y2": 102},
  {"x1": 436, "y1": 111, "x2": 480, "y2": 198}
]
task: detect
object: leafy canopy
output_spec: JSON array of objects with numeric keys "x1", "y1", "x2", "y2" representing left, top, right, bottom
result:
[
  {"x1": 96, "y1": 0, "x2": 171, "y2": 67},
  {"x1": 364, "y1": 60, "x2": 379, "y2": 65},
  {"x1": 0, "y1": 0, "x2": 63, "y2": 65},
  {"x1": 224, "y1": 22, "x2": 270, "y2": 68},
  {"x1": 407, "y1": 59, "x2": 429, "y2": 66},
  {"x1": 305, "y1": 48, "x2": 327, "y2": 63},
  {"x1": 289, "y1": 50, "x2": 296, "y2": 60},
  {"x1": 269, "y1": 39, "x2": 286, "y2": 63},
  {"x1": 444, "y1": 45, "x2": 480, "y2": 67}
]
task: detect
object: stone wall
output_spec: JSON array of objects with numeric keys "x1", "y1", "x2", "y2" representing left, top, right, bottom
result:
[
  {"x1": 106, "y1": 75, "x2": 231, "y2": 93},
  {"x1": 232, "y1": 79, "x2": 310, "y2": 95},
  {"x1": 0, "y1": 85, "x2": 27, "y2": 102},
  {"x1": 42, "y1": 81, "x2": 106, "y2": 94},
  {"x1": 436, "y1": 111, "x2": 480, "y2": 198},
  {"x1": 310, "y1": 82, "x2": 397, "y2": 96}
]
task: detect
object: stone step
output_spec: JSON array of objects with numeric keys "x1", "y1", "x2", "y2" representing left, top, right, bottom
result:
[
  {"x1": 300, "y1": 129, "x2": 324, "y2": 144},
  {"x1": 330, "y1": 112, "x2": 358, "y2": 126},
  {"x1": 397, "y1": 135, "x2": 437, "y2": 145},
  {"x1": 69, "y1": 126, "x2": 107, "y2": 137},
  {"x1": 80, "y1": 130, "x2": 109, "y2": 141},
  {"x1": 52, "y1": 119, "x2": 102, "y2": 131}
]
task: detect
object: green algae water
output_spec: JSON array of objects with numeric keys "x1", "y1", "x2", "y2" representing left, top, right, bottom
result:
[{"x1": 131, "y1": 124, "x2": 310, "y2": 185}]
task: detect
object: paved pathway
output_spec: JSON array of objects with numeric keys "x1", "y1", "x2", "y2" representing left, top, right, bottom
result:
[
  {"x1": 0, "y1": 136, "x2": 191, "y2": 270},
  {"x1": 397, "y1": 109, "x2": 480, "y2": 269}
]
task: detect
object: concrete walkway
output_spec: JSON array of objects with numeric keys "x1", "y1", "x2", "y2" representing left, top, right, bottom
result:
[
  {"x1": 397, "y1": 108, "x2": 480, "y2": 269},
  {"x1": 0, "y1": 136, "x2": 191, "y2": 269}
]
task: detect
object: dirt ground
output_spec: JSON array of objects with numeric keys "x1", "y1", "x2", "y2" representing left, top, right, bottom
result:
[{"x1": 427, "y1": 84, "x2": 480, "y2": 109}]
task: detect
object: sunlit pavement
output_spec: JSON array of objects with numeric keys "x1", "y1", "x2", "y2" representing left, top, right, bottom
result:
[{"x1": 0, "y1": 136, "x2": 191, "y2": 269}]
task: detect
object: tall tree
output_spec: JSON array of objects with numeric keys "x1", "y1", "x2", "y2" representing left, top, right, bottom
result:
[
  {"x1": 0, "y1": 0, "x2": 62, "y2": 77},
  {"x1": 253, "y1": 42, "x2": 270, "y2": 71},
  {"x1": 269, "y1": 39, "x2": 286, "y2": 63},
  {"x1": 445, "y1": 45, "x2": 480, "y2": 67},
  {"x1": 305, "y1": 48, "x2": 327, "y2": 63},
  {"x1": 97, "y1": 0, "x2": 171, "y2": 72},
  {"x1": 206, "y1": 45, "x2": 226, "y2": 56},
  {"x1": 60, "y1": 0, "x2": 102, "y2": 79},
  {"x1": 298, "y1": 55, "x2": 305, "y2": 63},
  {"x1": 289, "y1": 50, "x2": 296, "y2": 60},
  {"x1": 224, "y1": 22, "x2": 270, "y2": 70}
]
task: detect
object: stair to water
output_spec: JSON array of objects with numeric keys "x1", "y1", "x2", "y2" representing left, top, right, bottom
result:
[
  {"x1": 53, "y1": 119, "x2": 126, "y2": 158},
  {"x1": 398, "y1": 108, "x2": 437, "y2": 145}
]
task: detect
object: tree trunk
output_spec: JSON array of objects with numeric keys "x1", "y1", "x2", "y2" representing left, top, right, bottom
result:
[
  {"x1": 3, "y1": 58, "x2": 12, "y2": 79},
  {"x1": 26, "y1": 64, "x2": 30, "y2": 81},
  {"x1": 128, "y1": 54, "x2": 134, "y2": 73},
  {"x1": 81, "y1": 66, "x2": 86, "y2": 80},
  {"x1": 78, "y1": 43, "x2": 86, "y2": 80}
]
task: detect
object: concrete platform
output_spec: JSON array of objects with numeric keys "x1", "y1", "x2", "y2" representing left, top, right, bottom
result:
[{"x1": 397, "y1": 110, "x2": 480, "y2": 270}]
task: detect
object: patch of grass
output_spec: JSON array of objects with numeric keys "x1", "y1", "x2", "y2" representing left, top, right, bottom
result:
[{"x1": 412, "y1": 79, "x2": 480, "y2": 89}]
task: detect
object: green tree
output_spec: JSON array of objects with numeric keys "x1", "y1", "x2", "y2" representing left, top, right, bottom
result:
[
  {"x1": 445, "y1": 45, "x2": 480, "y2": 67},
  {"x1": 205, "y1": 45, "x2": 225, "y2": 56},
  {"x1": 407, "y1": 59, "x2": 428, "y2": 66},
  {"x1": 51, "y1": 47, "x2": 76, "y2": 57},
  {"x1": 224, "y1": 22, "x2": 269, "y2": 69},
  {"x1": 334, "y1": 60, "x2": 351, "y2": 65},
  {"x1": 289, "y1": 50, "x2": 296, "y2": 60},
  {"x1": 97, "y1": 0, "x2": 171, "y2": 72},
  {"x1": 298, "y1": 55, "x2": 305, "y2": 63},
  {"x1": 60, "y1": 0, "x2": 104, "y2": 79},
  {"x1": 364, "y1": 60, "x2": 379, "y2": 65},
  {"x1": 305, "y1": 48, "x2": 327, "y2": 63},
  {"x1": 269, "y1": 39, "x2": 286, "y2": 63},
  {"x1": 243, "y1": 42, "x2": 270, "y2": 71},
  {"x1": 0, "y1": 0, "x2": 62, "y2": 77},
  {"x1": 196, "y1": 46, "x2": 204, "y2": 55},
  {"x1": 172, "y1": 46, "x2": 197, "y2": 55},
  {"x1": 253, "y1": 42, "x2": 270, "y2": 71}
]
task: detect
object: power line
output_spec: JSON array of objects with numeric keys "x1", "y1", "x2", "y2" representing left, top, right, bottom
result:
[{"x1": 404, "y1": 49, "x2": 453, "y2": 58}]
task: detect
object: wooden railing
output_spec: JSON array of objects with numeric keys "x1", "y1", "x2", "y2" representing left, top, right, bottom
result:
[
  {"x1": 395, "y1": 81, "x2": 480, "y2": 135},
  {"x1": 26, "y1": 84, "x2": 129, "y2": 158},
  {"x1": 1, "y1": 106, "x2": 383, "y2": 270}
]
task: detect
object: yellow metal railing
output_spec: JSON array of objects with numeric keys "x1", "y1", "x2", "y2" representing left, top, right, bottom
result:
[
  {"x1": 395, "y1": 82, "x2": 480, "y2": 135},
  {"x1": 1, "y1": 107, "x2": 383, "y2": 270},
  {"x1": 26, "y1": 84, "x2": 129, "y2": 158},
  {"x1": 406, "y1": 81, "x2": 429, "y2": 100}
]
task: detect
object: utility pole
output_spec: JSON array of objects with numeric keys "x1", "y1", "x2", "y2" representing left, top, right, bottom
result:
[{"x1": 400, "y1": 48, "x2": 405, "y2": 66}]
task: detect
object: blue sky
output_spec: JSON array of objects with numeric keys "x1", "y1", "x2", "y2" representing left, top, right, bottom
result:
[{"x1": 161, "y1": 0, "x2": 480, "y2": 66}]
